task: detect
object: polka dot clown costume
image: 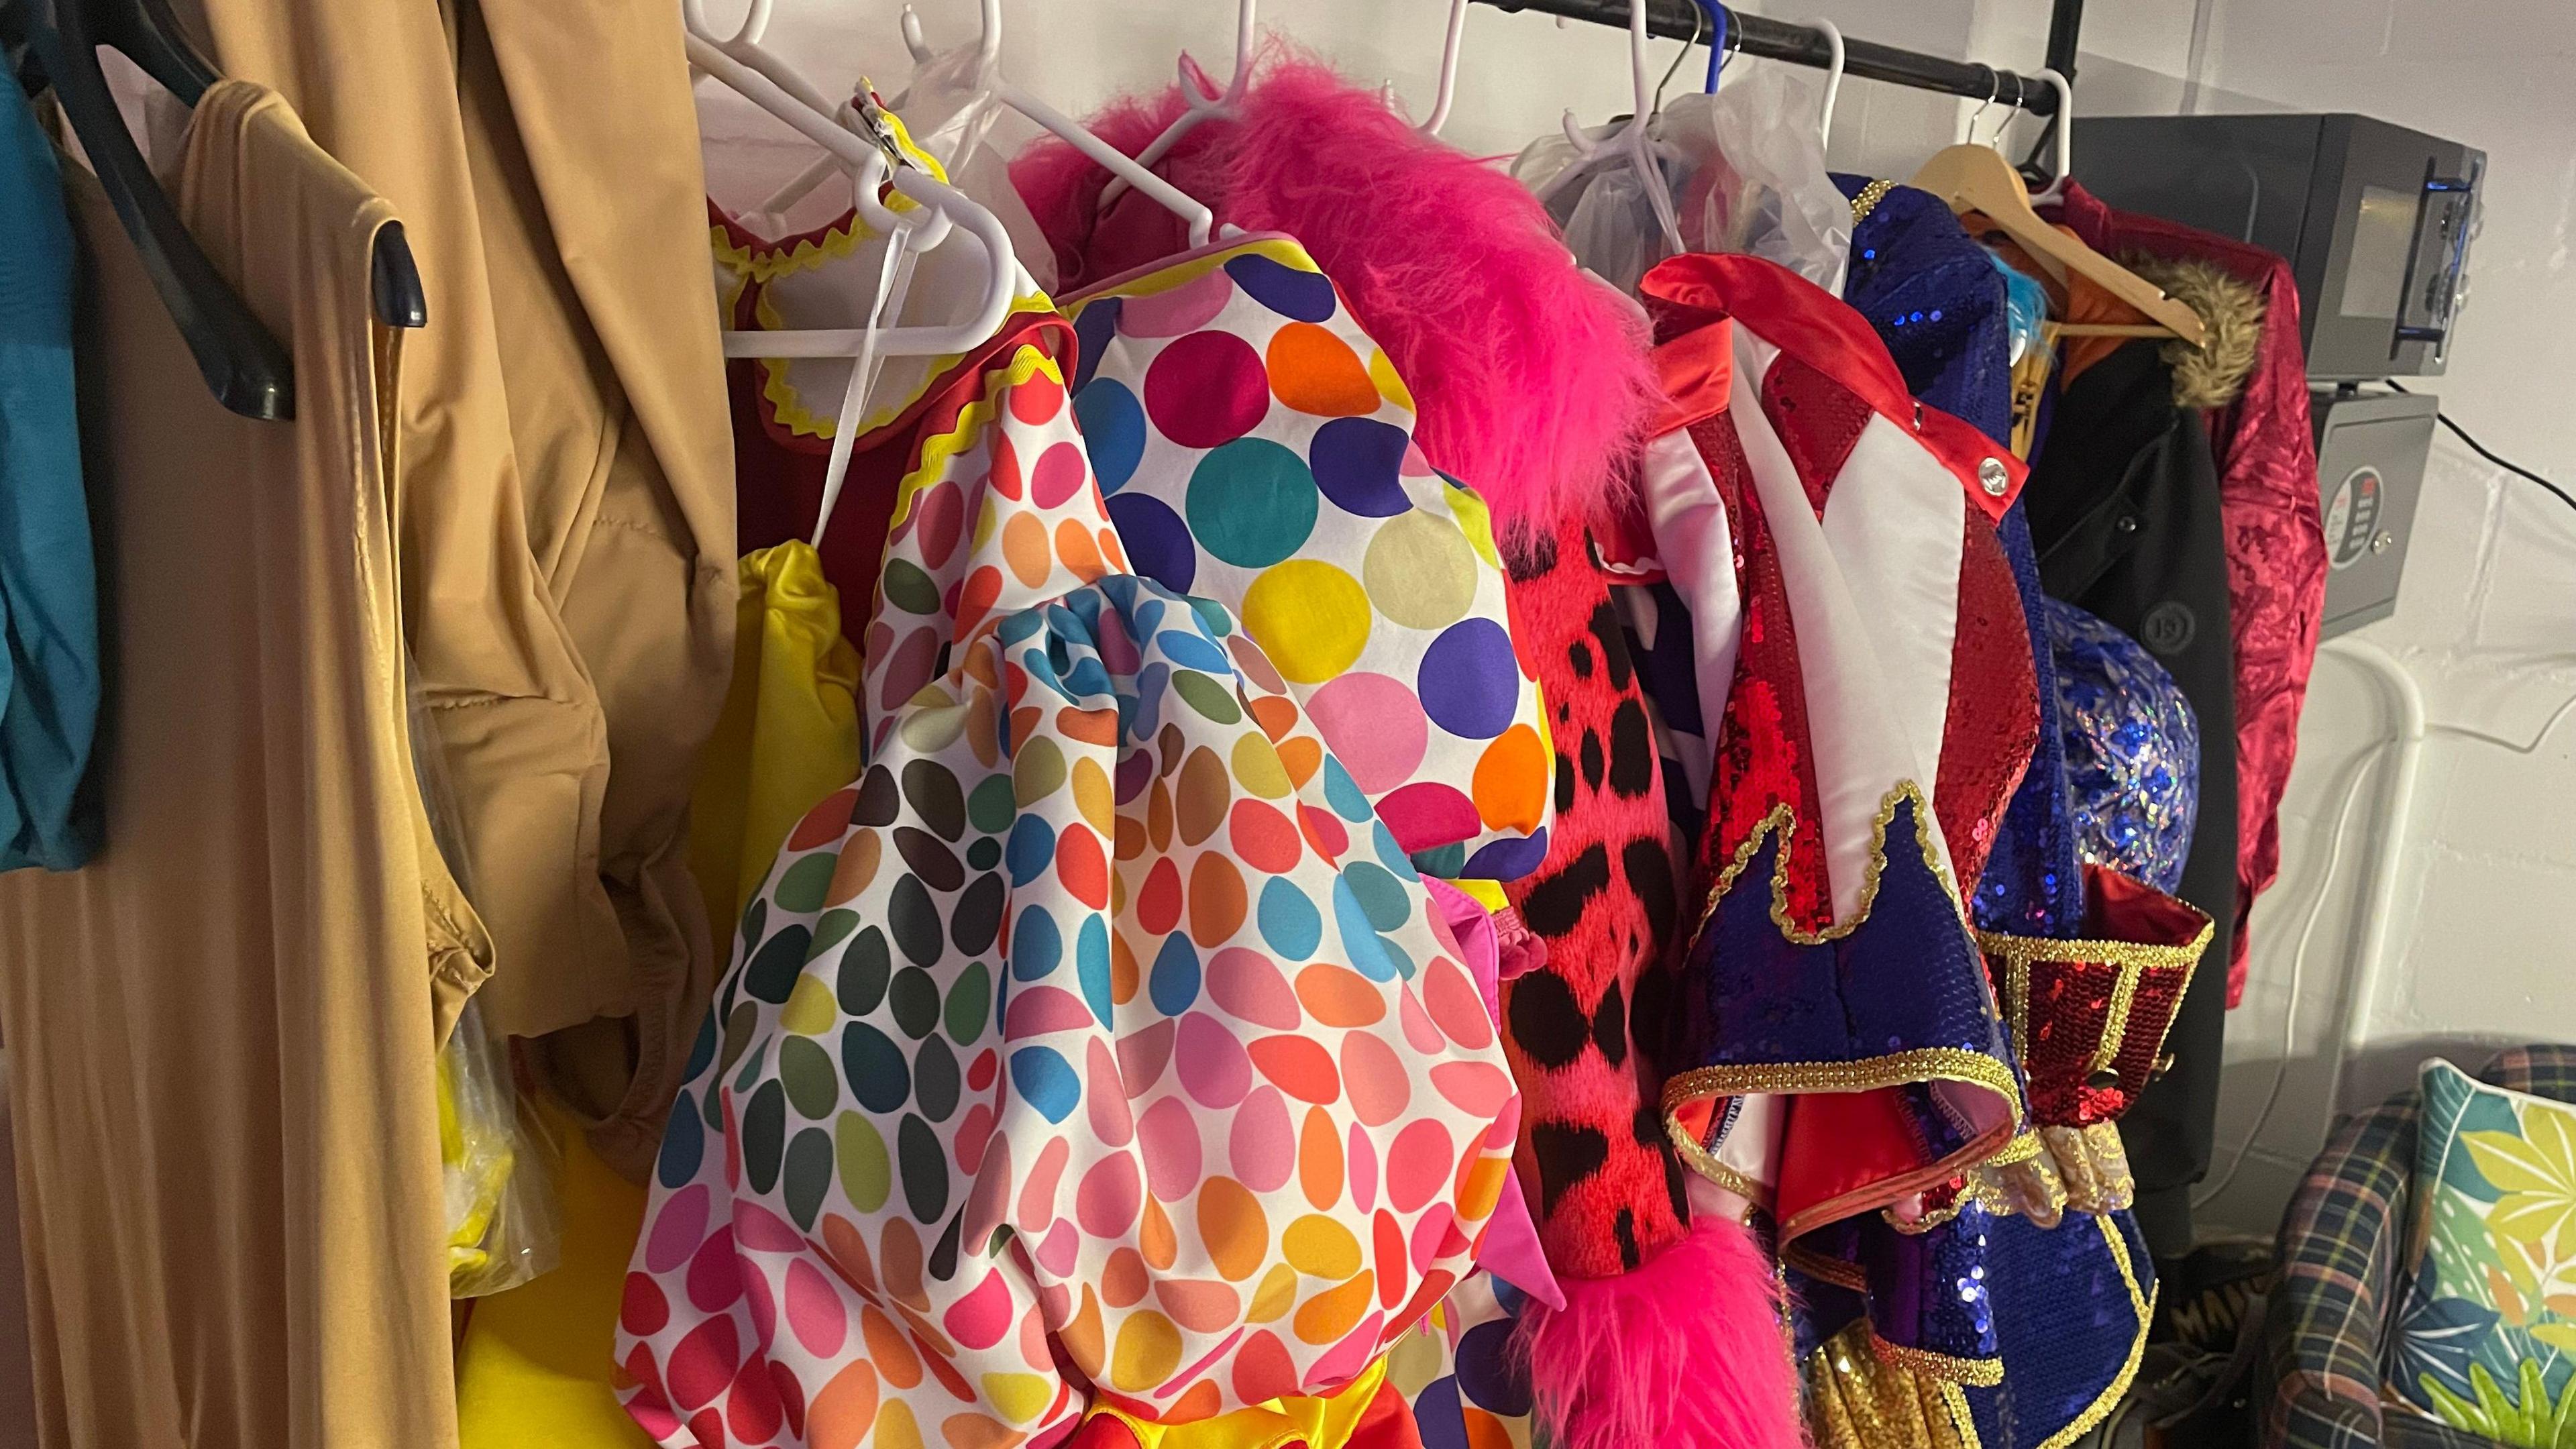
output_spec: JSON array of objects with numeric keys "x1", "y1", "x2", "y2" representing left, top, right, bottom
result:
[
  {"x1": 620, "y1": 257, "x2": 1525, "y2": 1448},
  {"x1": 1061, "y1": 237, "x2": 1554, "y2": 881}
]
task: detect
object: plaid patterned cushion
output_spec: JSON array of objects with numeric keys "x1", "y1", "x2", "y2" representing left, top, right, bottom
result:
[
  {"x1": 2484, "y1": 1044, "x2": 2576, "y2": 1104},
  {"x1": 2260, "y1": 1047, "x2": 2576, "y2": 1449}
]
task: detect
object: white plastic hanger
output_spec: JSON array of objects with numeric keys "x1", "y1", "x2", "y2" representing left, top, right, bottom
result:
[
  {"x1": 910, "y1": 0, "x2": 1218, "y2": 244},
  {"x1": 1807, "y1": 17, "x2": 1844, "y2": 151},
  {"x1": 682, "y1": 24, "x2": 1010, "y2": 361},
  {"x1": 1416, "y1": 0, "x2": 1471, "y2": 137},
  {"x1": 2026, "y1": 67, "x2": 2074, "y2": 205},
  {"x1": 683, "y1": 1, "x2": 1018, "y2": 541},
  {"x1": 739, "y1": 0, "x2": 1219, "y2": 248},
  {"x1": 1538, "y1": 0, "x2": 1684, "y2": 256},
  {"x1": 1096, "y1": 0, "x2": 1258, "y2": 214}
]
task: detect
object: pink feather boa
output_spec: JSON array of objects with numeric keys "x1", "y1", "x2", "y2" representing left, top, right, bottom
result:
[
  {"x1": 1008, "y1": 47, "x2": 1654, "y2": 533},
  {"x1": 1518, "y1": 1215, "x2": 1811, "y2": 1449}
]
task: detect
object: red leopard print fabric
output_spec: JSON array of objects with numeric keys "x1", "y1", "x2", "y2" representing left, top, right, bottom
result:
[{"x1": 1499, "y1": 517, "x2": 1694, "y2": 1280}]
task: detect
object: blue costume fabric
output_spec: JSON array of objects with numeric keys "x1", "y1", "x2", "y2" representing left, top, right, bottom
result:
[
  {"x1": 0, "y1": 85, "x2": 101, "y2": 873},
  {"x1": 1831, "y1": 176, "x2": 2162, "y2": 1448},
  {"x1": 2050, "y1": 597, "x2": 2200, "y2": 894}
]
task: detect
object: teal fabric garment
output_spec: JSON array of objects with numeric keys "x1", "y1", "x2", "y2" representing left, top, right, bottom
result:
[{"x1": 0, "y1": 85, "x2": 101, "y2": 871}]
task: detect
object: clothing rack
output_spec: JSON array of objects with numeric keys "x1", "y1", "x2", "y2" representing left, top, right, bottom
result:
[{"x1": 1472, "y1": 0, "x2": 2084, "y2": 115}]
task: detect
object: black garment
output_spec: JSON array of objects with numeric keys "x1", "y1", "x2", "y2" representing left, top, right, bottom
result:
[{"x1": 2025, "y1": 339, "x2": 2239, "y2": 1260}]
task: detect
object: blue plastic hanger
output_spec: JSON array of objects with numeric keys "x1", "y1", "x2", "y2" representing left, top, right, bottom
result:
[{"x1": 1692, "y1": 1, "x2": 1735, "y2": 92}]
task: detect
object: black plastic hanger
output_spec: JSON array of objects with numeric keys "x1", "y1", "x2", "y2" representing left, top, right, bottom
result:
[{"x1": 3, "y1": 0, "x2": 426, "y2": 422}]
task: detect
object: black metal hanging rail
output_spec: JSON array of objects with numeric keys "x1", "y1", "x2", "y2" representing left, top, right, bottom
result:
[{"x1": 1471, "y1": 0, "x2": 2073, "y2": 115}]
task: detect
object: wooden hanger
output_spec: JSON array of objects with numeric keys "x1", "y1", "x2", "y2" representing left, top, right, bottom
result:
[{"x1": 1909, "y1": 142, "x2": 2207, "y2": 348}]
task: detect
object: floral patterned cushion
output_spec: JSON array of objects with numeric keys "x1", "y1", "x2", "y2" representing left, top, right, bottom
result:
[{"x1": 2396, "y1": 1057, "x2": 2576, "y2": 1446}]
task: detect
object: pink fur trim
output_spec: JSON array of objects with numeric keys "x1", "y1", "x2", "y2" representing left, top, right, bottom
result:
[
  {"x1": 1009, "y1": 46, "x2": 1654, "y2": 531},
  {"x1": 1517, "y1": 1216, "x2": 1809, "y2": 1449}
]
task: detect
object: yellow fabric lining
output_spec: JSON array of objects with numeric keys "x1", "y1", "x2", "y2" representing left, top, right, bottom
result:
[{"x1": 1084, "y1": 1356, "x2": 1390, "y2": 1449}]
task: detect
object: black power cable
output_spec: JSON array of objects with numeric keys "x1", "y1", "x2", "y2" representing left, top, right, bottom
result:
[{"x1": 2385, "y1": 380, "x2": 2576, "y2": 518}]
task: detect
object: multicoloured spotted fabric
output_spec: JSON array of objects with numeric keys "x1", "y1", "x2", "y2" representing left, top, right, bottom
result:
[
  {"x1": 621, "y1": 317, "x2": 1521, "y2": 1448},
  {"x1": 1385, "y1": 1273, "x2": 1537, "y2": 1449},
  {"x1": 1062, "y1": 237, "x2": 1552, "y2": 882}
]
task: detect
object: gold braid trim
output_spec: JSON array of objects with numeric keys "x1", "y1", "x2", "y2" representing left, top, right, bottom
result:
[
  {"x1": 1885, "y1": 1128, "x2": 2051, "y2": 1236},
  {"x1": 1670, "y1": 1146, "x2": 1766, "y2": 1209},
  {"x1": 1971, "y1": 922, "x2": 2214, "y2": 971},
  {"x1": 1693, "y1": 782, "x2": 1965, "y2": 950},
  {"x1": 2094, "y1": 969, "x2": 2141, "y2": 1077},
  {"x1": 1662, "y1": 1047, "x2": 2021, "y2": 1106},
  {"x1": 1872, "y1": 1334, "x2": 2006, "y2": 1389},
  {"x1": 1672, "y1": 784, "x2": 2020, "y2": 1232},
  {"x1": 1976, "y1": 920, "x2": 2212, "y2": 1073},
  {"x1": 2003, "y1": 962, "x2": 2032, "y2": 1073},
  {"x1": 1784, "y1": 1242, "x2": 1870, "y2": 1291},
  {"x1": 1806, "y1": 1320, "x2": 1974, "y2": 1449},
  {"x1": 1941, "y1": 1383, "x2": 1984, "y2": 1449},
  {"x1": 1978, "y1": 918, "x2": 2205, "y2": 1067},
  {"x1": 1850, "y1": 178, "x2": 1899, "y2": 225},
  {"x1": 1992, "y1": 1128, "x2": 2045, "y2": 1166},
  {"x1": 1664, "y1": 1048, "x2": 2023, "y2": 1240}
]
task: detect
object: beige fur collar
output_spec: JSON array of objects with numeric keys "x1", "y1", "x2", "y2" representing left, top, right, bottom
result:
[{"x1": 2131, "y1": 255, "x2": 2265, "y2": 409}]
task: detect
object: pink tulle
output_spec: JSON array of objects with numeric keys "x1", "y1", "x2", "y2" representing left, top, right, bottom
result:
[
  {"x1": 1008, "y1": 46, "x2": 1656, "y2": 533},
  {"x1": 1517, "y1": 1216, "x2": 1810, "y2": 1449}
]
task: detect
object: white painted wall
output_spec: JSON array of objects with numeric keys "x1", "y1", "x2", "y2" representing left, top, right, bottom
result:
[{"x1": 704, "y1": 0, "x2": 2576, "y2": 1241}]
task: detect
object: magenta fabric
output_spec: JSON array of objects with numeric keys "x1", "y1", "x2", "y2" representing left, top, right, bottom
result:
[{"x1": 2048, "y1": 182, "x2": 2325, "y2": 1006}]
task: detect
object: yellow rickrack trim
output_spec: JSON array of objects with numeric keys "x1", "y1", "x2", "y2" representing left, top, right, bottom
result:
[
  {"x1": 1849, "y1": 177, "x2": 1898, "y2": 225},
  {"x1": 751, "y1": 284, "x2": 1062, "y2": 441},
  {"x1": 713, "y1": 197, "x2": 912, "y2": 289},
  {"x1": 886, "y1": 341, "x2": 1069, "y2": 537},
  {"x1": 1976, "y1": 919, "x2": 2211, "y2": 1076},
  {"x1": 1940, "y1": 1382, "x2": 1984, "y2": 1449},
  {"x1": 1871, "y1": 1333, "x2": 2005, "y2": 1389},
  {"x1": 859, "y1": 87, "x2": 953, "y2": 183},
  {"x1": 1691, "y1": 780, "x2": 1964, "y2": 951}
]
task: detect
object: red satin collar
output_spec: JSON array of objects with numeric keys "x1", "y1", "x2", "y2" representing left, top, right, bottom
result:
[{"x1": 1640, "y1": 252, "x2": 2025, "y2": 523}]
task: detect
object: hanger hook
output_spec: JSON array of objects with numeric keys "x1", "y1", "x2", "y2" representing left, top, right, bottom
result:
[
  {"x1": 1807, "y1": 17, "x2": 1843, "y2": 150},
  {"x1": 1418, "y1": 0, "x2": 1470, "y2": 136},
  {"x1": 1652, "y1": 0, "x2": 1703, "y2": 119},
  {"x1": 1964, "y1": 68, "x2": 2000, "y2": 148},
  {"x1": 2027, "y1": 66, "x2": 2074, "y2": 203},
  {"x1": 1651, "y1": 0, "x2": 1704, "y2": 117},
  {"x1": 1625, "y1": 0, "x2": 1652, "y2": 121},
  {"x1": 1687, "y1": 1, "x2": 1729, "y2": 93}
]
